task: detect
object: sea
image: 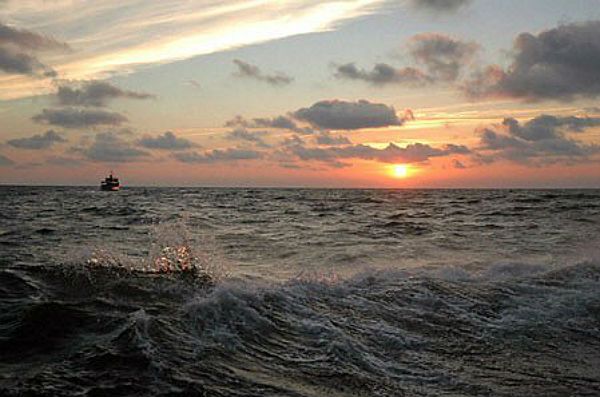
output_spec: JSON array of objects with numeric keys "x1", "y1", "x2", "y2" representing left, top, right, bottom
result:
[{"x1": 1, "y1": 187, "x2": 600, "y2": 396}]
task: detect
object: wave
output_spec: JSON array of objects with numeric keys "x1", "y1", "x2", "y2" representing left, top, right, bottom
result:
[{"x1": 1, "y1": 255, "x2": 600, "y2": 396}]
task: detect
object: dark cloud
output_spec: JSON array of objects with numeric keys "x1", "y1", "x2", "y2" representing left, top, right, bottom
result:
[
  {"x1": 281, "y1": 143, "x2": 350, "y2": 168},
  {"x1": 335, "y1": 63, "x2": 430, "y2": 86},
  {"x1": 283, "y1": 140, "x2": 468, "y2": 168},
  {"x1": 0, "y1": 22, "x2": 67, "y2": 50},
  {"x1": 0, "y1": 46, "x2": 56, "y2": 76},
  {"x1": 314, "y1": 132, "x2": 351, "y2": 146},
  {"x1": 56, "y1": 80, "x2": 154, "y2": 107},
  {"x1": 464, "y1": 21, "x2": 600, "y2": 101},
  {"x1": 293, "y1": 99, "x2": 403, "y2": 130},
  {"x1": 453, "y1": 159, "x2": 467, "y2": 169},
  {"x1": 7, "y1": 130, "x2": 66, "y2": 149},
  {"x1": 137, "y1": 131, "x2": 196, "y2": 150},
  {"x1": 173, "y1": 148, "x2": 263, "y2": 163},
  {"x1": 253, "y1": 116, "x2": 297, "y2": 130},
  {"x1": 226, "y1": 128, "x2": 270, "y2": 148},
  {"x1": 32, "y1": 108, "x2": 128, "y2": 129},
  {"x1": 476, "y1": 115, "x2": 600, "y2": 164},
  {"x1": 233, "y1": 59, "x2": 293, "y2": 86},
  {"x1": 281, "y1": 135, "x2": 306, "y2": 147},
  {"x1": 444, "y1": 143, "x2": 471, "y2": 154},
  {"x1": 75, "y1": 132, "x2": 149, "y2": 162},
  {"x1": 0, "y1": 153, "x2": 14, "y2": 166},
  {"x1": 226, "y1": 115, "x2": 315, "y2": 134},
  {"x1": 505, "y1": 115, "x2": 600, "y2": 139},
  {"x1": 410, "y1": 0, "x2": 472, "y2": 12},
  {"x1": 335, "y1": 34, "x2": 476, "y2": 86},
  {"x1": 279, "y1": 161, "x2": 303, "y2": 170},
  {"x1": 0, "y1": 22, "x2": 67, "y2": 76},
  {"x1": 409, "y1": 33, "x2": 478, "y2": 82}
]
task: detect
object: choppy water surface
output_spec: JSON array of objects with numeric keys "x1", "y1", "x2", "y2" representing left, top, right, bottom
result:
[{"x1": 1, "y1": 187, "x2": 600, "y2": 396}]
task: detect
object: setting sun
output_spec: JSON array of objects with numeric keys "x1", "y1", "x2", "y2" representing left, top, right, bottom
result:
[{"x1": 392, "y1": 164, "x2": 409, "y2": 178}]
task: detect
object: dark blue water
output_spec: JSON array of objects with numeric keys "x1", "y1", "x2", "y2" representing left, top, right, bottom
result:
[{"x1": 1, "y1": 187, "x2": 600, "y2": 396}]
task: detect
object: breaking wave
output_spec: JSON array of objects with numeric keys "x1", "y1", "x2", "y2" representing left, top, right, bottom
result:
[{"x1": 1, "y1": 254, "x2": 600, "y2": 396}]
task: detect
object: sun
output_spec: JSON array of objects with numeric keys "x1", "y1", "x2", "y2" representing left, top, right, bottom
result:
[{"x1": 391, "y1": 164, "x2": 409, "y2": 178}]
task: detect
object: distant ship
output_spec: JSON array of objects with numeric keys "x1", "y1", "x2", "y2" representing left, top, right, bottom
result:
[{"x1": 100, "y1": 172, "x2": 120, "y2": 191}]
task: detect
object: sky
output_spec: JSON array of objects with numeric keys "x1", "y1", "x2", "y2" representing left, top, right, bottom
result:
[{"x1": 1, "y1": 0, "x2": 600, "y2": 187}]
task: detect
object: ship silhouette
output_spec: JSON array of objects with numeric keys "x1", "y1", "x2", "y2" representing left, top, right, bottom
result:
[{"x1": 100, "y1": 172, "x2": 120, "y2": 191}]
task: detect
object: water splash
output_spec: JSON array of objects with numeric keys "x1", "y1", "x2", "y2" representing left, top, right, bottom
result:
[{"x1": 85, "y1": 219, "x2": 229, "y2": 283}]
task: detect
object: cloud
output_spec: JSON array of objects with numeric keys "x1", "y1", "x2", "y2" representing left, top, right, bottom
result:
[
  {"x1": 444, "y1": 143, "x2": 471, "y2": 154},
  {"x1": 75, "y1": 131, "x2": 149, "y2": 162},
  {"x1": 464, "y1": 21, "x2": 600, "y2": 101},
  {"x1": 334, "y1": 63, "x2": 430, "y2": 86},
  {"x1": 0, "y1": 22, "x2": 67, "y2": 50},
  {"x1": 453, "y1": 159, "x2": 466, "y2": 169},
  {"x1": 283, "y1": 139, "x2": 469, "y2": 168},
  {"x1": 584, "y1": 107, "x2": 600, "y2": 114},
  {"x1": 293, "y1": 99, "x2": 403, "y2": 130},
  {"x1": 226, "y1": 128, "x2": 270, "y2": 148},
  {"x1": 410, "y1": 0, "x2": 472, "y2": 12},
  {"x1": 7, "y1": 130, "x2": 66, "y2": 149},
  {"x1": 45, "y1": 155, "x2": 83, "y2": 166},
  {"x1": 475, "y1": 115, "x2": 600, "y2": 164},
  {"x1": 137, "y1": 131, "x2": 196, "y2": 150},
  {"x1": 225, "y1": 100, "x2": 411, "y2": 144},
  {"x1": 233, "y1": 59, "x2": 293, "y2": 86},
  {"x1": 505, "y1": 115, "x2": 600, "y2": 139},
  {"x1": 32, "y1": 108, "x2": 128, "y2": 128},
  {"x1": 252, "y1": 116, "x2": 298, "y2": 130},
  {"x1": 0, "y1": 46, "x2": 56, "y2": 76},
  {"x1": 0, "y1": 153, "x2": 14, "y2": 166},
  {"x1": 314, "y1": 132, "x2": 352, "y2": 146},
  {"x1": 56, "y1": 80, "x2": 154, "y2": 107},
  {"x1": 0, "y1": 1, "x2": 389, "y2": 99},
  {"x1": 409, "y1": 33, "x2": 478, "y2": 82},
  {"x1": 335, "y1": 33, "x2": 477, "y2": 86},
  {"x1": 0, "y1": 22, "x2": 67, "y2": 77},
  {"x1": 225, "y1": 115, "x2": 315, "y2": 134},
  {"x1": 173, "y1": 148, "x2": 263, "y2": 163},
  {"x1": 281, "y1": 135, "x2": 306, "y2": 147}
]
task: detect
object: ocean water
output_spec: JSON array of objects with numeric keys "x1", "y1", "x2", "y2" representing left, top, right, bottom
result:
[{"x1": 1, "y1": 187, "x2": 600, "y2": 396}]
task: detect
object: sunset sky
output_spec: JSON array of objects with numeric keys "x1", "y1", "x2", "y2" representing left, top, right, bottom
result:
[{"x1": 1, "y1": 0, "x2": 600, "y2": 187}]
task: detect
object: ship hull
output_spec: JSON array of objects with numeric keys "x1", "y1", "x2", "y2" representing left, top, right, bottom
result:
[{"x1": 100, "y1": 185, "x2": 120, "y2": 191}]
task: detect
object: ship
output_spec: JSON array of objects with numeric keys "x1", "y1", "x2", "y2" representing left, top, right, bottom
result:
[{"x1": 100, "y1": 172, "x2": 120, "y2": 191}]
